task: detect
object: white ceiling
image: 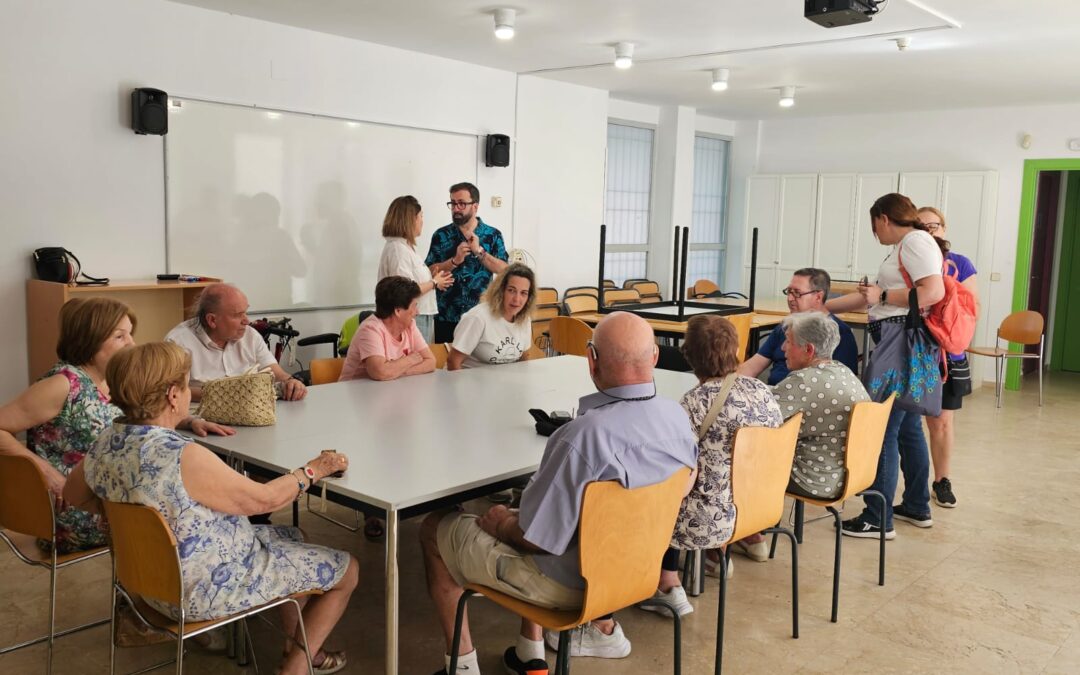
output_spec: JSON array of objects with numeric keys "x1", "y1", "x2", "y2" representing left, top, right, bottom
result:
[{"x1": 168, "y1": 0, "x2": 1080, "y2": 120}]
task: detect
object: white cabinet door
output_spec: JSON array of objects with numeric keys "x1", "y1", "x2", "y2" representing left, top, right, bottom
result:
[
  {"x1": 899, "y1": 172, "x2": 943, "y2": 209},
  {"x1": 940, "y1": 171, "x2": 996, "y2": 266},
  {"x1": 777, "y1": 175, "x2": 818, "y2": 269},
  {"x1": 853, "y1": 173, "x2": 899, "y2": 278},
  {"x1": 745, "y1": 175, "x2": 781, "y2": 267},
  {"x1": 814, "y1": 173, "x2": 857, "y2": 278},
  {"x1": 744, "y1": 266, "x2": 779, "y2": 302}
]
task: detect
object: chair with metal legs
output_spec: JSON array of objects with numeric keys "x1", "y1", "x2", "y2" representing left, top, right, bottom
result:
[
  {"x1": 769, "y1": 394, "x2": 895, "y2": 622},
  {"x1": 449, "y1": 468, "x2": 692, "y2": 675},
  {"x1": 714, "y1": 414, "x2": 803, "y2": 675},
  {"x1": 967, "y1": 310, "x2": 1045, "y2": 408},
  {"x1": 102, "y1": 500, "x2": 318, "y2": 674},
  {"x1": 0, "y1": 454, "x2": 111, "y2": 673}
]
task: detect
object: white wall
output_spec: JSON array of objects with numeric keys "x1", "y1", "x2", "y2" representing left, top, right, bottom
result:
[
  {"x1": 512, "y1": 77, "x2": 608, "y2": 292},
  {"x1": 738, "y1": 102, "x2": 1080, "y2": 380},
  {"x1": 0, "y1": 0, "x2": 613, "y2": 400}
]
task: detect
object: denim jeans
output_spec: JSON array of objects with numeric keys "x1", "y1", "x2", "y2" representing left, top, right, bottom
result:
[
  {"x1": 414, "y1": 314, "x2": 435, "y2": 345},
  {"x1": 860, "y1": 406, "x2": 931, "y2": 530}
]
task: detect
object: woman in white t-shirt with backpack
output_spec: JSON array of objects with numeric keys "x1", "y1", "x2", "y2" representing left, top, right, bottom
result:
[
  {"x1": 447, "y1": 263, "x2": 535, "y2": 370},
  {"x1": 826, "y1": 193, "x2": 946, "y2": 540},
  {"x1": 377, "y1": 196, "x2": 454, "y2": 344}
]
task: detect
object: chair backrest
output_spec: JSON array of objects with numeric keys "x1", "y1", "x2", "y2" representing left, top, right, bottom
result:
[
  {"x1": 536, "y1": 287, "x2": 559, "y2": 306},
  {"x1": 430, "y1": 343, "x2": 450, "y2": 369},
  {"x1": 310, "y1": 357, "x2": 346, "y2": 385},
  {"x1": 729, "y1": 413, "x2": 803, "y2": 542},
  {"x1": 998, "y1": 310, "x2": 1044, "y2": 345},
  {"x1": 628, "y1": 280, "x2": 660, "y2": 297},
  {"x1": 724, "y1": 313, "x2": 753, "y2": 360},
  {"x1": 602, "y1": 289, "x2": 641, "y2": 307},
  {"x1": 548, "y1": 316, "x2": 593, "y2": 356},
  {"x1": 577, "y1": 467, "x2": 691, "y2": 622},
  {"x1": 0, "y1": 454, "x2": 54, "y2": 540},
  {"x1": 532, "y1": 304, "x2": 560, "y2": 322},
  {"x1": 102, "y1": 501, "x2": 183, "y2": 607},
  {"x1": 838, "y1": 394, "x2": 896, "y2": 501},
  {"x1": 532, "y1": 305, "x2": 561, "y2": 350},
  {"x1": 563, "y1": 295, "x2": 599, "y2": 316},
  {"x1": 602, "y1": 279, "x2": 617, "y2": 289},
  {"x1": 564, "y1": 286, "x2": 599, "y2": 300},
  {"x1": 691, "y1": 279, "x2": 720, "y2": 298},
  {"x1": 640, "y1": 295, "x2": 662, "y2": 304}
]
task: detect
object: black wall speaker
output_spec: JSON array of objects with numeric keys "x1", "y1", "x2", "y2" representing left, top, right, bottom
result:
[
  {"x1": 131, "y1": 88, "x2": 168, "y2": 135},
  {"x1": 485, "y1": 134, "x2": 510, "y2": 167}
]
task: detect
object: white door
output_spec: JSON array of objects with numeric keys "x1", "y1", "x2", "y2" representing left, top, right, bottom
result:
[
  {"x1": 899, "y1": 172, "x2": 943, "y2": 209},
  {"x1": 814, "y1": 173, "x2": 857, "y2": 280},
  {"x1": 775, "y1": 174, "x2": 818, "y2": 298},
  {"x1": 745, "y1": 175, "x2": 782, "y2": 300},
  {"x1": 853, "y1": 173, "x2": 900, "y2": 279}
]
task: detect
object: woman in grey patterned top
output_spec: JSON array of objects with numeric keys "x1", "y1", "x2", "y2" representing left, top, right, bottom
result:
[{"x1": 772, "y1": 312, "x2": 869, "y2": 499}]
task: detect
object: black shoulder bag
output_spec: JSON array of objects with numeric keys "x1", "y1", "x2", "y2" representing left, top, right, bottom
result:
[{"x1": 32, "y1": 248, "x2": 109, "y2": 286}]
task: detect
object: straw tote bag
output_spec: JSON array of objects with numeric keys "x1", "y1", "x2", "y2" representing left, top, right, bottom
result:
[{"x1": 197, "y1": 370, "x2": 277, "y2": 426}]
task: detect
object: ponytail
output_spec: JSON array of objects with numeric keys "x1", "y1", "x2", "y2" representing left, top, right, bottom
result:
[{"x1": 871, "y1": 193, "x2": 949, "y2": 257}]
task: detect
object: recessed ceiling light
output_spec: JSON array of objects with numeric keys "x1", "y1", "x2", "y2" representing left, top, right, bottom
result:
[
  {"x1": 266, "y1": 111, "x2": 282, "y2": 119},
  {"x1": 493, "y1": 9, "x2": 515, "y2": 40},
  {"x1": 779, "y1": 86, "x2": 796, "y2": 108},
  {"x1": 711, "y1": 68, "x2": 730, "y2": 92},
  {"x1": 614, "y1": 42, "x2": 634, "y2": 69}
]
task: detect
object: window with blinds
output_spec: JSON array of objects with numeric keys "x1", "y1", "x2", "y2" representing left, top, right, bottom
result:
[
  {"x1": 603, "y1": 122, "x2": 654, "y2": 286},
  {"x1": 688, "y1": 134, "x2": 731, "y2": 288}
]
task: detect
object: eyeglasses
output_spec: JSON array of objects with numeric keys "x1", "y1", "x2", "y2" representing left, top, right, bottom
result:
[
  {"x1": 923, "y1": 222, "x2": 942, "y2": 233},
  {"x1": 446, "y1": 201, "x2": 477, "y2": 210},
  {"x1": 782, "y1": 288, "x2": 823, "y2": 298}
]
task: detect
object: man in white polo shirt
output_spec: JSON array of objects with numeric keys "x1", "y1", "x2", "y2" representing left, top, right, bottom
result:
[{"x1": 165, "y1": 283, "x2": 306, "y2": 401}]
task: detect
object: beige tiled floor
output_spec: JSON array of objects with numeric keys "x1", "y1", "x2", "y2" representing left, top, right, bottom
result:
[{"x1": 2, "y1": 372, "x2": 1078, "y2": 674}]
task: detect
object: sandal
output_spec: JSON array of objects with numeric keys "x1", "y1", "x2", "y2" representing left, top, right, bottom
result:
[
  {"x1": 312, "y1": 649, "x2": 347, "y2": 675},
  {"x1": 703, "y1": 551, "x2": 733, "y2": 579},
  {"x1": 364, "y1": 516, "x2": 385, "y2": 541}
]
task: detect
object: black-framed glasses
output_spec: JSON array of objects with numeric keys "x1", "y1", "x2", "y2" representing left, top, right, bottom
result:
[
  {"x1": 446, "y1": 201, "x2": 477, "y2": 210},
  {"x1": 923, "y1": 222, "x2": 942, "y2": 233},
  {"x1": 781, "y1": 288, "x2": 823, "y2": 298}
]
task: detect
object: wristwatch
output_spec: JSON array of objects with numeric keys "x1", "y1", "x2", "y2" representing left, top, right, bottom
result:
[{"x1": 879, "y1": 289, "x2": 887, "y2": 305}]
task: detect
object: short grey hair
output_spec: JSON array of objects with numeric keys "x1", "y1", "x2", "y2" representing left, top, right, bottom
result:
[
  {"x1": 195, "y1": 283, "x2": 237, "y2": 329},
  {"x1": 782, "y1": 312, "x2": 840, "y2": 360}
]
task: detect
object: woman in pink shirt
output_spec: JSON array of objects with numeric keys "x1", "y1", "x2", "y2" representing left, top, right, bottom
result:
[{"x1": 339, "y1": 276, "x2": 437, "y2": 381}]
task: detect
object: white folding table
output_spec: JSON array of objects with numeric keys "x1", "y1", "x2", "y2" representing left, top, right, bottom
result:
[{"x1": 199, "y1": 355, "x2": 697, "y2": 675}]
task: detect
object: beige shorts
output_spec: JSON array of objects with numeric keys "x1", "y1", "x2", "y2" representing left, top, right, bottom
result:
[{"x1": 436, "y1": 513, "x2": 584, "y2": 611}]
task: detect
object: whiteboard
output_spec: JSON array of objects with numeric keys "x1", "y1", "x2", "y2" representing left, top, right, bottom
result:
[{"x1": 165, "y1": 99, "x2": 479, "y2": 311}]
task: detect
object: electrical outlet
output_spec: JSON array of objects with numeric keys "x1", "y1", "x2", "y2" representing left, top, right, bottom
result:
[
  {"x1": 491, "y1": 196, "x2": 503, "y2": 208},
  {"x1": 1069, "y1": 138, "x2": 1080, "y2": 151},
  {"x1": 990, "y1": 272, "x2": 1002, "y2": 281}
]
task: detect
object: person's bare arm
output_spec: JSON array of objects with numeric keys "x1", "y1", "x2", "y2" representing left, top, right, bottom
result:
[
  {"x1": 62, "y1": 462, "x2": 100, "y2": 515},
  {"x1": 863, "y1": 275, "x2": 945, "y2": 310},
  {"x1": 0, "y1": 374, "x2": 73, "y2": 497},
  {"x1": 480, "y1": 254, "x2": 508, "y2": 274},
  {"x1": 963, "y1": 274, "x2": 980, "y2": 316},
  {"x1": 446, "y1": 347, "x2": 468, "y2": 371},
  {"x1": 269, "y1": 364, "x2": 307, "y2": 400},
  {"x1": 431, "y1": 242, "x2": 471, "y2": 276},
  {"x1": 403, "y1": 348, "x2": 436, "y2": 376},
  {"x1": 364, "y1": 352, "x2": 425, "y2": 381},
  {"x1": 478, "y1": 506, "x2": 547, "y2": 554},
  {"x1": 737, "y1": 354, "x2": 771, "y2": 379},
  {"x1": 825, "y1": 292, "x2": 870, "y2": 313}
]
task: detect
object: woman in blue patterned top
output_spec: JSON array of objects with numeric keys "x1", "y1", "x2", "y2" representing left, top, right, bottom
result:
[{"x1": 64, "y1": 342, "x2": 358, "y2": 675}]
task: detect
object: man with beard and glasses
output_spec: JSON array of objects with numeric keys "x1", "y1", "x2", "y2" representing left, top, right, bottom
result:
[{"x1": 425, "y1": 182, "x2": 508, "y2": 343}]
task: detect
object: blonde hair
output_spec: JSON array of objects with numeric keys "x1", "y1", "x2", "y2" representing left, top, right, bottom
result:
[
  {"x1": 106, "y1": 342, "x2": 191, "y2": 422},
  {"x1": 381, "y1": 195, "x2": 421, "y2": 247},
  {"x1": 483, "y1": 263, "x2": 536, "y2": 324},
  {"x1": 917, "y1": 206, "x2": 947, "y2": 231},
  {"x1": 56, "y1": 297, "x2": 137, "y2": 366}
]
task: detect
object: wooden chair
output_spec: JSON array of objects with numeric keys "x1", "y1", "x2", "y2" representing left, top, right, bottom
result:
[
  {"x1": 690, "y1": 279, "x2": 720, "y2": 298},
  {"x1": 627, "y1": 280, "x2": 661, "y2": 298},
  {"x1": 448, "y1": 468, "x2": 692, "y2": 675},
  {"x1": 102, "y1": 501, "x2": 318, "y2": 675},
  {"x1": 714, "y1": 414, "x2": 803, "y2": 675},
  {"x1": 548, "y1": 316, "x2": 593, "y2": 357},
  {"x1": 536, "y1": 287, "x2": 559, "y2": 306},
  {"x1": 430, "y1": 343, "x2": 450, "y2": 369},
  {"x1": 602, "y1": 279, "x2": 617, "y2": 289},
  {"x1": 563, "y1": 295, "x2": 598, "y2": 316},
  {"x1": 724, "y1": 313, "x2": 753, "y2": 360},
  {"x1": 563, "y1": 286, "x2": 599, "y2": 300},
  {"x1": 967, "y1": 310, "x2": 1045, "y2": 407},
  {"x1": 309, "y1": 357, "x2": 345, "y2": 385},
  {"x1": 601, "y1": 288, "x2": 641, "y2": 307},
  {"x1": 532, "y1": 304, "x2": 561, "y2": 350},
  {"x1": 769, "y1": 394, "x2": 895, "y2": 623},
  {"x1": 0, "y1": 455, "x2": 110, "y2": 673}
]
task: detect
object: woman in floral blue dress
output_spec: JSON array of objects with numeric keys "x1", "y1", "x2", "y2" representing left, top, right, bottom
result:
[{"x1": 65, "y1": 342, "x2": 358, "y2": 675}]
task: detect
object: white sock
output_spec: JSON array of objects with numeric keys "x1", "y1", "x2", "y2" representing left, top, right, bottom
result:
[
  {"x1": 516, "y1": 635, "x2": 545, "y2": 662},
  {"x1": 444, "y1": 649, "x2": 479, "y2": 673}
]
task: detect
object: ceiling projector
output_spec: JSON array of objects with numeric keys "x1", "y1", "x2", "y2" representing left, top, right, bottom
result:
[{"x1": 804, "y1": 0, "x2": 881, "y2": 28}]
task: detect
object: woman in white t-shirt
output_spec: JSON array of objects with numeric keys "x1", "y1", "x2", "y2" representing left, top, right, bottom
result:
[
  {"x1": 377, "y1": 196, "x2": 454, "y2": 344},
  {"x1": 826, "y1": 193, "x2": 946, "y2": 540},
  {"x1": 447, "y1": 263, "x2": 535, "y2": 370}
]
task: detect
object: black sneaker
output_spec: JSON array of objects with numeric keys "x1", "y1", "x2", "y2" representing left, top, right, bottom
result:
[
  {"x1": 892, "y1": 504, "x2": 934, "y2": 528},
  {"x1": 839, "y1": 517, "x2": 896, "y2": 540},
  {"x1": 502, "y1": 647, "x2": 550, "y2": 675},
  {"x1": 932, "y1": 478, "x2": 957, "y2": 508}
]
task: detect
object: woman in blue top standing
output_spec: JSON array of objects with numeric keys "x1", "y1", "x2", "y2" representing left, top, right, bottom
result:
[{"x1": 918, "y1": 207, "x2": 979, "y2": 508}]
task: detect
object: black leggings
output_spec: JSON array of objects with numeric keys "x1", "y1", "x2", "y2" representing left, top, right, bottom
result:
[{"x1": 661, "y1": 547, "x2": 681, "y2": 572}]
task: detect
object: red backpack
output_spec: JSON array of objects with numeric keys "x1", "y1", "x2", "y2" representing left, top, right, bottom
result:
[{"x1": 898, "y1": 243, "x2": 978, "y2": 356}]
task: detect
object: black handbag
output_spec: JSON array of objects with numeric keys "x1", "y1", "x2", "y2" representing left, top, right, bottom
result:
[{"x1": 32, "y1": 248, "x2": 109, "y2": 286}]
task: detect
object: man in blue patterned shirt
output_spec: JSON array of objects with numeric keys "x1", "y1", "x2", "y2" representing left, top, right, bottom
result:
[{"x1": 425, "y1": 182, "x2": 508, "y2": 343}]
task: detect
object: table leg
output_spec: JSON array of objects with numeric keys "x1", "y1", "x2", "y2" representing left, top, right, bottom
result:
[
  {"x1": 385, "y1": 508, "x2": 399, "y2": 675},
  {"x1": 860, "y1": 325, "x2": 871, "y2": 376}
]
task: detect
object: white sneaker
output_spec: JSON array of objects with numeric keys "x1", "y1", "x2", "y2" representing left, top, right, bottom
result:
[
  {"x1": 732, "y1": 539, "x2": 769, "y2": 562},
  {"x1": 637, "y1": 586, "x2": 694, "y2": 617},
  {"x1": 544, "y1": 621, "x2": 631, "y2": 659}
]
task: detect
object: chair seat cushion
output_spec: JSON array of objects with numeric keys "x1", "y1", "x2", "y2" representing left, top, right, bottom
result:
[{"x1": 464, "y1": 584, "x2": 583, "y2": 632}]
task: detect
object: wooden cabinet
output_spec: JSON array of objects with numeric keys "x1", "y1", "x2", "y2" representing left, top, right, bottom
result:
[{"x1": 26, "y1": 279, "x2": 220, "y2": 382}]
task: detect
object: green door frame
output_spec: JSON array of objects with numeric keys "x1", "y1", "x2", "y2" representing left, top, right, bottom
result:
[{"x1": 1009, "y1": 159, "x2": 1080, "y2": 389}]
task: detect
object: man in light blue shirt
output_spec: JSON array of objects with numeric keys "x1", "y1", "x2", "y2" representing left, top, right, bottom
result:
[{"x1": 421, "y1": 312, "x2": 698, "y2": 675}]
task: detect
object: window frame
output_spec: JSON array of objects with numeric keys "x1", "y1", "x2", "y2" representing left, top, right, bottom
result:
[
  {"x1": 603, "y1": 119, "x2": 658, "y2": 284},
  {"x1": 688, "y1": 132, "x2": 733, "y2": 285}
]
